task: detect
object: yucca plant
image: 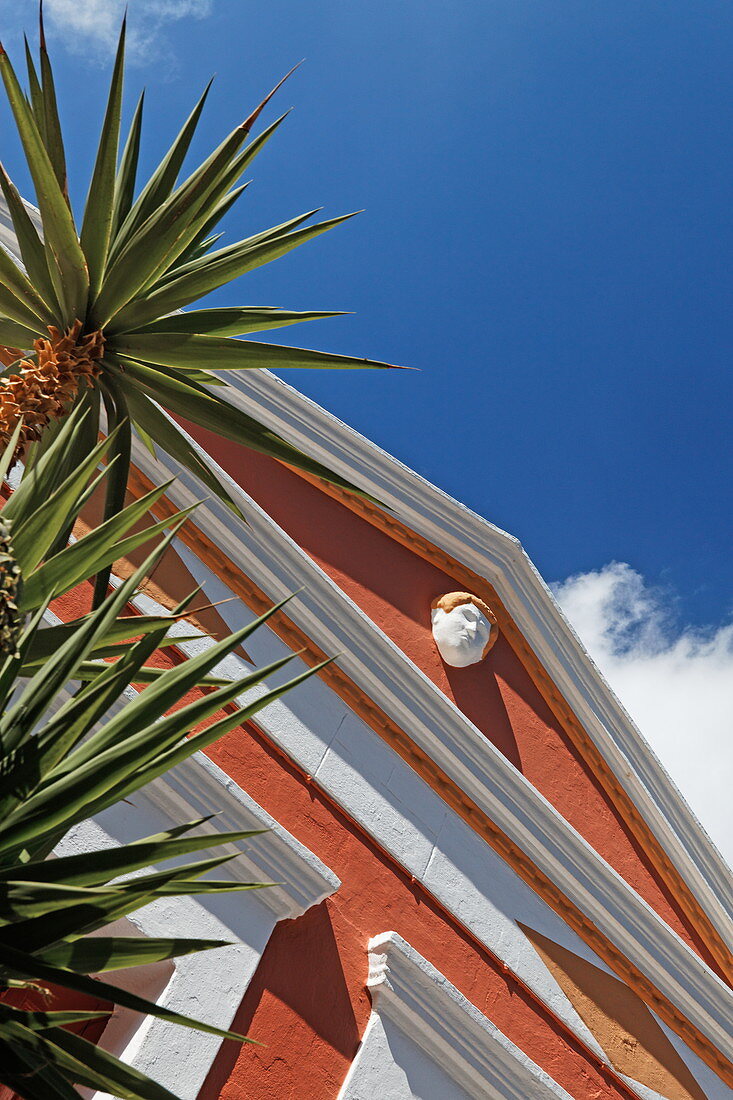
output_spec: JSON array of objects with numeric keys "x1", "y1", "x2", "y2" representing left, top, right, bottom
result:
[
  {"x1": 0, "y1": 10, "x2": 397, "y2": 573},
  {"x1": 0, "y1": 405, "x2": 224, "y2": 682},
  {"x1": 0, "y1": 415, "x2": 327, "y2": 1098}
]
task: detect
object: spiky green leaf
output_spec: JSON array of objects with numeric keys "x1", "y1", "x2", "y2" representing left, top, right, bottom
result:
[
  {"x1": 130, "y1": 306, "x2": 346, "y2": 338},
  {"x1": 80, "y1": 18, "x2": 126, "y2": 295},
  {"x1": 0, "y1": 165, "x2": 60, "y2": 316},
  {"x1": 115, "y1": 332, "x2": 401, "y2": 372},
  {"x1": 0, "y1": 42, "x2": 88, "y2": 320},
  {"x1": 112, "y1": 88, "x2": 144, "y2": 232}
]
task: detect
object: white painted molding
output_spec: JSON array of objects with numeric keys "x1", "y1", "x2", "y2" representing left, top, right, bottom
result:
[
  {"x1": 133, "y1": 572, "x2": 617, "y2": 1063},
  {"x1": 99, "y1": 583, "x2": 343, "y2": 920},
  {"x1": 219, "y1": 369, "x2": 733, "y2": 951},
  {"x1": 339, "y1": 931, "x2": 573, "y2": 1099},
  {"x1": 133, "y1": 576, "x2": 631, "y2": 1065},
  {"x1": 134, "y1": 750, "x2": 341, "y2": 920},
  {"x1": 128, "y1": 430, "x2": 733, "y2": 1070},
  {"x1": 51, "y1": 580, "x2": 341, "y2": 920}
]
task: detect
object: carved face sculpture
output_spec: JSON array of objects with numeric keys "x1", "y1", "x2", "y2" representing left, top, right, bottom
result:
[{"x1": 430, "y1": 592, "x2": 498, "y2": 668}]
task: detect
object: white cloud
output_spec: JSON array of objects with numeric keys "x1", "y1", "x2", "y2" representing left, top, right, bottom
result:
[
  {"x1": 1, "y1": 0, "x2": 213, "y2": 65},
  {"x1": 553, "y1": 562, "x2": 733, "y2": 867}
]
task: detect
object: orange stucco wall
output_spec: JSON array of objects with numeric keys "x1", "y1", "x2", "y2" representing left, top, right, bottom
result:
[
  {"x1": 0, "y1": 983, "x2": 110, "y2": 1100},
  {"x1": 53, "y1": 580, "x2": 634, "y2": 1099},
  {"x1": 186, "y1": 428, "x2": 714, "y2": 967},
  {"x1": 40, "y1": 452, "x2": 719, "y2": 1097},
  {"x1": 198, "y1": 716, "x2": 635, "y2": 1100}
]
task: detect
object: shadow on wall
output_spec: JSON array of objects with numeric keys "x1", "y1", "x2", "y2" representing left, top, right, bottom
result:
[{"x1": 199, "y1": 901, "x2": 360, "y2": 1099}]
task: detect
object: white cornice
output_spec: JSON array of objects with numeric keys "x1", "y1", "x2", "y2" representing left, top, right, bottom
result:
[
  {"x1": 51, "y1": 581, "x2": 340, "y2": 924},
  {"x1": 58, "y1": 717, "x2": 340, "y2": 1100},
  {"x1": 101, "y1": 584, "x2": 342, "y2": 921},
  {"x1": 59, "y1": 736, "x2": 339, "y2": 924},
  {"x1": 217, "y1": 370, "x2": 733, "y2": 953},
  {"x1": 129, "y1": 432, "x2": 733, "y2": 1072},
  {"x1": 134, "y1": 753, "x2": 340, "y2": 920},
  {"x1": 364, "y1": 931, "x2": 573, "y2": 1099}
]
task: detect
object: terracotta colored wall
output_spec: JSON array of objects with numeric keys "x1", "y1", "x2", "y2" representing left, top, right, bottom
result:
[
  {"x1": 186, "y1": 427, "x2": 712, "y2": 964},
  {"x1": 29, "y1": 452, "x2": 715, "y2": 1098},
  {"x1": 0, "y1": 984, "x2": 110, "y2": 1100},
  {"x1": 198, "y1": 717, "x2": 635, "y2": 1100},
  {"x1": 50, "y1": 577, "x2": 634, "y2": 1099}
]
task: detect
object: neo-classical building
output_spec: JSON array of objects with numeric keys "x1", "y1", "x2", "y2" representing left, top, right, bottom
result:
[
  {"x1": 65, "y1": 365, "x2": 732, "y2": 1100},
  {"x1": 2, "y1": 199, "x2": 731, "y2": 1099}
]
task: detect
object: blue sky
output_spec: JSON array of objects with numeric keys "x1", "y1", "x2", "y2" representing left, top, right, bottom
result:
[
  {"x1": 1, "y1": 0, "x2": 729, "y2": 624},
  {"x1": 1, "y1": 1, "x2": 731, "y2": 854}
]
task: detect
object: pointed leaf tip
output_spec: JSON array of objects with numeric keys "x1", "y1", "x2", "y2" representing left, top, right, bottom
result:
[
  {"x1": 243, "y1": 61, "x2": 302, "y2": 133},
  {"x1": 39, "y1": 0, "x2": 47, "y2": 50}
]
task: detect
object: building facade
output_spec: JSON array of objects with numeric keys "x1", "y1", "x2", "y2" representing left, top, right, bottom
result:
[{"x1": 45, "y1": 360, "x2": 730, "y2": 1100}]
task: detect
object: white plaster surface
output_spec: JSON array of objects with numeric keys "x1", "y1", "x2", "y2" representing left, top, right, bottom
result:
[
  {"x1": 339, "y1": 1013, "x2": 474, "y2": 1100},
  {"x1": 339, "y1": 932, "x2": 573, "y2": 1100},
  {"x1": 59, "y1": 819, "x2": 273, "y2": 1100},
  {"x1": 431, "y1": 602, "x2": 493, "y2": 667}
]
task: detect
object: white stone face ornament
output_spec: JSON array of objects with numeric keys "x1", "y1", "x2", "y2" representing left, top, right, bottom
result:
[{"x1": 430, "y1": 592, "x2": 498, "y2": 668}]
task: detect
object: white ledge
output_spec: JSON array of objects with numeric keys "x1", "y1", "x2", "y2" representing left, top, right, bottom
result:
[
  {"x1": 57, "y1": 709, "x2": 340, "y2": 1100},
  {"x1": 135, "y1": 752, "x2": 340, "y2": 920},
  {"x1": 51, "y1": 578, "x2": 341, "y2": 922},
  {"x1": 362, "y1": 931, "x2": 572, "y2": 1099}
]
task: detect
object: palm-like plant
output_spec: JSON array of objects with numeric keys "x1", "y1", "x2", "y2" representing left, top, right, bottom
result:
[
  {"x1": 0, "y1": 415, "x2": 325, "y2": 1098},
  {"x1": 0, "y1": 14, "x2": 391, "y2": 1095},
  {"x1": 0, "y1": 12, "x2": 397, "y2": 549}
]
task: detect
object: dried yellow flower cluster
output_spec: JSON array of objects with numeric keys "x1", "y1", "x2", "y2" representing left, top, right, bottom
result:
[{"x1": 0, "y1": 321, "x2": 105, "y2": 457}]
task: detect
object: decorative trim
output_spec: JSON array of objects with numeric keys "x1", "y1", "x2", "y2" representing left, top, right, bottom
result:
[
  {"x1": 125, "y1": 445, "x2": 733, "y2": 1088},
  {"x1": 131, "y1": 564, "x2": 646, "y2": 1087},
  {"x1": 96, "y1": 582, "x2": 343, "y2": 920},
  {"x1": 356, "y1": 931, "x2": 574, "y2": 1099},
  {"x1": 430, "y1": 591, "x2": 498, "y2": 666},
  {"x1": 135, "y1": 753, "x2": 341, "y2": 919},
  {"x1": 219, "y1": 369, "x2": 733, "y2": 963}
]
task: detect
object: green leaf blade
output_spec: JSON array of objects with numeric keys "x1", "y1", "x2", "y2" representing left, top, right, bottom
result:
[
  {"x1": 111, "y1": 212, "x2": 354, "y2": 331},
  {"x1": 112, "y1": 88, "x2": 145, "y2": 233},
  {"x1": 115, "y1": 332, "x2": 402, "y2": 372},
  {"x1": 80, "y1": 18, "x2": 126, "y2": 296},
  {"x1": 0, "y1": 45, "x2": 88, "y2": 322},
  {"x1": 129, "y1": 306, "x2": 346, "y2": 338}
]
